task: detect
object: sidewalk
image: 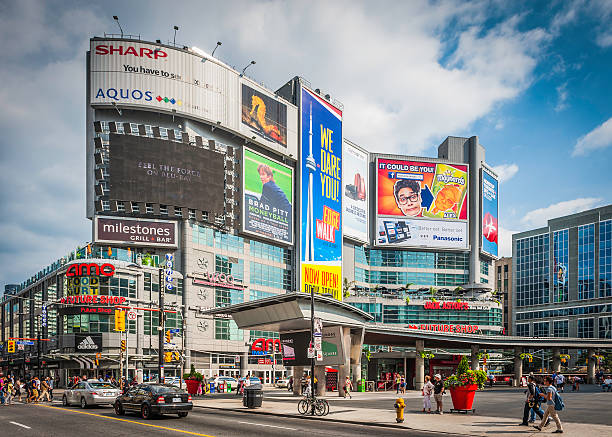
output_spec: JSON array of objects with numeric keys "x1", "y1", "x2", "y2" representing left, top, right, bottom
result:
[{"x1": 193, "y1": 390, "x2": 612, "y2": 436}]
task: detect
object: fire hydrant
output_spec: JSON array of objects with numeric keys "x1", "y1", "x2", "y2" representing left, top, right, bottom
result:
[{"x1": 394, "y1": 397, "x2": 405, "y2": 423}]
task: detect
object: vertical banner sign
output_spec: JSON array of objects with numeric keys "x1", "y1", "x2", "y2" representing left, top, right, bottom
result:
[
  {"x1": 300, "y1": 87, "x2": 343, "y2": 301},
  {"x1": 342, "y1": 141, "x2": 369, "y2": 242},
  {"x1": 481, "y1": 169, "x2": 498, "y2": 257},
  {"x1": 165, "y1": 253, "x2": 174, "y2": 292}
]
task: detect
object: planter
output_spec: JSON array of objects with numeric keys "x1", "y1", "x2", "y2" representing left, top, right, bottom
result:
[
  {"x1": 449, "y1": 384, "x2": 478, "y2": 410},
  {"x1": 185, "y1": 379, "x2": 201, "y2": 395}
]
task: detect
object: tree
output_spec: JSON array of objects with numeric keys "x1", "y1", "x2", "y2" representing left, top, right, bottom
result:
[{"x1": 343, "y1": 277, "x2": 356, "y2": 298}]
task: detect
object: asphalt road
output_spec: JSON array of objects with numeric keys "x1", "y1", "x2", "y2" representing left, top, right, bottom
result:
[
  {"x1": 0, "y1": 402, "x2": 461, "y2": 437},
  {"x1": 265, "y1": 385, "x2": 612, "y2": 426}
]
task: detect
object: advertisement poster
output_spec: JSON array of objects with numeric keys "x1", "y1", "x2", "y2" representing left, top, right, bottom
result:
[
  {"x1": 375, "y1": 217, "x2": 468, "y2": 249},
  {"x1": 242, "y1": 148, "x2": 294, "y2": 245},
  {"x1": 241, "y1": 84, "x2": 288, "y2": 147},
  {"x1": 377, "y1": 158, "x2": 468, "y2": 220},
  {"x1": 481, "y1": 169, "x2": 498, "y2": 257},
  {"x1": 280, "y1": 327, "x2": 344, "y2": 366},
  {"x1": 300, "y1": 87, "x2": 343, "y2": 300},
  {"x1": 343, "y1": 141, "x2": 368, "y2": 242}
]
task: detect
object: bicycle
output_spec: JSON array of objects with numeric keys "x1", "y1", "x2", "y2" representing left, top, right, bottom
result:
[{"x1": 297, "y1": 394, "x2": 329, "y2": 416}]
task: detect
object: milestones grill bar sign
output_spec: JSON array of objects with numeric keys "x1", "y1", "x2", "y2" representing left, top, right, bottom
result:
[{"x1": 95, "y1": 216, "x2": 178, "y2": 248}]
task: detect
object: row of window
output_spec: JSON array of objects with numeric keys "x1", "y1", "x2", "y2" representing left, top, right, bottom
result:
[
  {"x1": 355, "y1": 247, "x2": 469, "y2": 270},
  {"x1": 516, "y1": 317, "x2": 611, "y2": 339},
  {"x1": 354, "y1": 268, "x2": 468, "y2": 287},
  {"x1": 516, "y1": 234, "x2": 549, "y2": 307},
  {"x1": 578, "y1": 224, "x2": 596, "y2": 299},
  {"x1": 515, "y1": 303, "x2": 612, "y2": 320}
]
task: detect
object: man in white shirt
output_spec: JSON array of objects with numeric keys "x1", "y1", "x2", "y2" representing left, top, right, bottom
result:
[
  {"x1": 554, "y1": 373, "x2": 565, "y2": 392},
  {"x1": 602, "y1": 376, "x2": 612, "y2": 392}
]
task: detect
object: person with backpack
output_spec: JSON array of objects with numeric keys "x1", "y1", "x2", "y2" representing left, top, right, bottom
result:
[
  {"x1": 520, "y1": 375, "x2": 547, "y2": 426},
  {"x1": 534, "y1": 376, "x2": 563, "y2": 433}
]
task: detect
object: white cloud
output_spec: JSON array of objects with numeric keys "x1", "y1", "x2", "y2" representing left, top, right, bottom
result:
[
  {"x1": 498, "y1": 226, "x2": 517, "y2": 258},
  {"x1": 597, "y1": 32, "x2": 612, "y2": 47},
  {"x1": 492, "y1": 163, "x2": 519, "y2": 183},
  {"x1": 572, "y1": 117, "x2": 612, "y2": 156},
  {"x1": 554, "y1": 82, "x2": 569, "y2": 112},
  {"x1": 521, "y1": 198, "x2": 603, "y2": 228},
  {"x1": 494, "y1": 120, "x2": 505, "y2": 130}
]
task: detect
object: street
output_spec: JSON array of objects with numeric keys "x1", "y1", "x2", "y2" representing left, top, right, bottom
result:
[{"x1": 0, "y1": 402, "x2": 460, "y2": 437}]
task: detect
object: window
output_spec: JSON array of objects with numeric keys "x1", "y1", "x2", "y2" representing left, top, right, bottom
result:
[
  {"x1": 533, "y1": 321, "x2": 549, "y2": 337},
  {"x1": 249, "y1": 289, "x2": 277, "y2": 301},
  {"x1": 516, "y1": 234, "x2": 550, "y2": 307},
  {"x1": 553, "y1": 320, "x2": 568, "y2": 337},
  {"x1": 216, "y1": 255, "x2": 244, "y2": 282},
  {"x1": 552, "y1": 229, "x2": 569, "y2": 303},
  {"x1": 215, "y1": 319, "x2": 243, "y2": 341},
  {"x1": 599, "y1": 316, "x2": 611, "y2": 339},
  {"x1": 577, "y1": 318, "x2": 594, "y2": 338},
  {"x1": 600, "y1": 220, "x2": 612, "y2": 297},
  {"x1": 516, "y1": 323, "x2": 530, "y2": 337},
  {"x1": 578, "y1": 224, "x2": 595, "y2": 299},
  {"x1": 250, "y1": 262, "x2": 291, "y2": 290},
  {"x1": 215, "y1": 288, "x2": 244, "y2": 307}
]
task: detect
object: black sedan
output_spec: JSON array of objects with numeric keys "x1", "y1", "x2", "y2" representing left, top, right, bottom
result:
[{"x1": 114, "y1": 384, "x2": 193, "y2": 419}]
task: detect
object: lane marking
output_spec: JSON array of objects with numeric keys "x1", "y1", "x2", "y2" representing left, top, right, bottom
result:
[
  {"x1": 237, "y1": 420, "x2": 296, "y2": 430},
  {"x1": 10, "y1": 421, "x2": 31, "y2": 429},
  {"x1": 36, "y1": 405, "x2": 215, "y2": 437}
]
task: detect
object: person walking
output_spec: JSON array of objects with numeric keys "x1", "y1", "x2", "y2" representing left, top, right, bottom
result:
[
  {"x1": 5, "y1": 380, "x2": 13, "y2": 405},
  {"x1": 47, "y1": 377, "x2": 54, "y2": 401},
  {"x1": 422, "y1": 375, "x2": 434, "y2": 413},
  {"x1": 14, "y1": 379, "x2": 22, "y2": 403},
  {"x1": 534, "y1": 376, "x2": 563, "y2": 433},
  {"x1": 520, "y1": 375, "x2": 547, "y2": 426},
  {"x1": 400, "y1": 375, "x2": 406, "y2": 394},
  {"x1": 395, "y1": 374, "x2": 401, "y2": 394},
  {"x1": 433, "y1": 374, "x2": 445, "y2": 414},
  {"x1": 554, "y1": 373, "x2": 565, "y2": 392},
  {"x1": 343, "y1": 376, "x2": 353, "y2": 399},
  {"x1": 38, "y1": 377, "x2": 51, "y2": 402}
]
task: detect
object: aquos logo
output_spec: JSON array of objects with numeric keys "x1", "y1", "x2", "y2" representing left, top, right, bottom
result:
[
  {"x1": 95, "y1": 88, "x2": 153, "y2": 102},
  {"x1": 95, "y1": 44, "x2": 168, "y2": 60}
]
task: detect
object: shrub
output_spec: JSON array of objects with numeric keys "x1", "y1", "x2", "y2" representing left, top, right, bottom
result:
[
  {"x1": 183, "y1": 364, "x2": 203, "y2": 382},
  {"x1": 444, "y1": 356, "x2": 488, "y2": 389}
]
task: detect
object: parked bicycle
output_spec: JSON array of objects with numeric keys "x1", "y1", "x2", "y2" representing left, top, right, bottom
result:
[{"x1": 297, "y1": 394, "x2": 329, "y2": 416}]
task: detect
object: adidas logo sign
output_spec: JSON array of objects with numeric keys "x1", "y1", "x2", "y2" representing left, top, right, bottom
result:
[{"x1": 77, "y1": 336, "x2": 98, "y2": 350}]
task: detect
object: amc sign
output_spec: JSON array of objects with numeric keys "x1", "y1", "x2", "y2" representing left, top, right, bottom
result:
[
  {"x1": 66, "y1": 263, "x2": 115, "y2": 277},
  {"x1": 423, "y1": 301, "x2": 469, "y2": 310},
  {"x1": 251, "y1": 338, "x2": 281, "y2": 356}
]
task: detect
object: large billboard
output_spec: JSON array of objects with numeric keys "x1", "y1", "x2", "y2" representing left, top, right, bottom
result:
[
  {"x1": 300, "y1": 87, "x2": 343, "y2": 301},
  {"x1": 376, "y1": 158, "x2": 468, "y2": 249},
  {"x1": 481, "y1": 169, "x2": 498, "y2": 257},
  {"x1": 242, "y1": 148, "x2": 294, "y2": 245},
  {"x1": 95, "y1": 216, "x2": 177, "y2": 248},
  {"x1": 109, "y1": 133, "x2": 225, "y2": 213},
  {"x1": 342, "y1": 141, "x2": 368, "y2": 242},
  {"x1": 280, "y1": 327, "x2": 345, "y2": 366},
  {"x1": 89, "y1": 40, "x2": 297, "y2": 158}
]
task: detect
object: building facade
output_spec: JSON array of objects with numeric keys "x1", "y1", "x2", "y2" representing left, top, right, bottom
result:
[
  {"x1": 1, "y1": 35, "x2": 501, "y2": 386},
  {"x1": 512, "y1": 205, "x2": 612, "y2": 364},
  {"x1": 494, "y1": 257, "x2": 513, "y2": 335}
]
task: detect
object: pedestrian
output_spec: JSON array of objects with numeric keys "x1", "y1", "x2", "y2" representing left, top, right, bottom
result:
[
  {"x1": 400, "y1": 375, "x2": 406, "y2": 394},
  {"x1": 14, "y1": 379, "x2": 22, "y2": 403},
  {"x1": 343, "y1": 376, "x2": 353, "y2": 399},
  {"x1": 395, "y1": 374, "x2": 401, "y2": 394},
  {"x1": 433, "y1": 374, "x2": 445, "y2": 414},
  {"x1": 422, "y1": 375, "x2": 433, "y2": 413},
  {"x1": 0, "y1": 377, "x2": 5, "y2": 405},
  {"x1": 520, "y1": 375, "x2": 547, "y2": 426},
  {"x1": 572, "y1": 376, "x2": 580, "y2": 391},
  {"x1": 288, "y1": 376, "x2": 293, "y2": 392},
  {"x1": 554, "y1": 373, "x2": 565, "y2": 392},
  {"x1": 48, "y1": 377, "x2": 54, "y2": 400},
  {"x1": 5, "y1": 380, "x2": 13, "y2": 405},
  {"x1": 38, "y1": 377, "x2": 51, "y2": 402},
  {"x1": 534, "y1": 376, "x2": 563, "y2": 433},
  {"x1": 602, "y1": 375, "x2": 612, "y2": 392}
]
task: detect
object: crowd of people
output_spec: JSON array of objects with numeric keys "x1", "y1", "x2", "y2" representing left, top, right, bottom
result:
[{"x1": 0, "y1": 375, "x2": 54, "y2": 405}]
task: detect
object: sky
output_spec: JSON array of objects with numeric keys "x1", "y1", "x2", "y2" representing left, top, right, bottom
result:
[{"x1": 1, "y1": 0, "x2": 611, "y2": 287}]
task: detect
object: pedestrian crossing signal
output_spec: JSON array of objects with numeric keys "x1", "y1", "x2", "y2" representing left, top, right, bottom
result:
[
  {"x1": 120, "y1": 340, "x2": 126, "y2": 352},
  {"x1": 164, "y1": 352, "x2": 173, "y2": 363},
  {"x1": 7, "y1": 340, "x2": 15, "y2": 353},
  {"x1": 173, "y1": 352, "x2": 180, "y2": 362}
]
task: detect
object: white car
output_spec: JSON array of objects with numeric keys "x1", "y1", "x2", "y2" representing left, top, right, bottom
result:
[
  {"x1": 62, "y1": 381, "x2": 122, "y2": 408},
  {"x1": 276, "y1": 378, "x2": 289, "y2": 388},
  {"x1": 213, "y1": 376, "x2": 238, "y2": 386}
]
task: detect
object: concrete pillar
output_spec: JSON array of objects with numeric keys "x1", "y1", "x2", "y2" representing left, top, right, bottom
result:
[
  {"x1": 513, "y1": 347, "x2": 523, "y2": 387},
  {"x1": 240, "y1": 352, "x2": 248, "y2": 374},
  {"x1": 314, "y1": 365, "x2": 326, "y2": 396},
  {"x1": 338, "y1": 326, "x2": 352, "y2": 397},
  {"x1": 471, "y1": 345, "x2": 480, "y2": 370},
  {"x1": 415, "y1": 340, "x2": 425, "y2": 390},
  {"x1": 349, "y1": 327, "x2": 364, "y2": 383},
  {"x1": 587, "y1": 349, "x2": 596, "y2": 384},
  {"x1": 403, "y1": 355, "x2": 407, "y2": 376},
  {"x1": 292, "y1": 366, "x2": 304, "y2": 395},
  {"x1": 552, "y1": 348, "x2": 561, "y2": 373}
]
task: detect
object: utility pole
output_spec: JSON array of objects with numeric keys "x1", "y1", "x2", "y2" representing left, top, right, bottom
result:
[
  {"x1": 37, "y1": 323, "x2": 41, "y2": 379},
  {"x1": 310, "y1": 286, "x2": 315, "y2": 415},
  {"x1": 158, "y1": 267, "x2": 165, "y2": 384}
]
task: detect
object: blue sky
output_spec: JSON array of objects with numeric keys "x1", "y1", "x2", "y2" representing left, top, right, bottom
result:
[{"x1": 0, "y1": 0, "x2": 611, "y2": 286}]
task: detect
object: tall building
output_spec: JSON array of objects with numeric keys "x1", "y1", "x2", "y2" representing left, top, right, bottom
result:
[
  {"x1": 0, "y1": 34, "x2": 501, "y2": 386},
  {"x1": 494, "y1": 257, "x2": 512, "y2": 334},
  {"x1": 512, "y1": 205, "x2": 612, "y2": 363}
]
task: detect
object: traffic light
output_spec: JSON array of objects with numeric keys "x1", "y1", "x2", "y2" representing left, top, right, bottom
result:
[
  {"x1": 164, "y1": 352, "x2": 172, "y2": 363},
  {"x1": 165, "y1": 330, "x2": 172, "y2": 343},
  {"x1": 173, "y1": 352, "x2": 180, "y2": 362},
  {"x1": 120, "y1": 340, "x2": 126, "y2": 352},
  {"x1": 114, "y1": 310, "x2": 126, "y2": 332},
  {"x1": 7, "y1": 340, "x2": 15, "y2": 353},
  {"x1": 95, "y1": 352, "x2": 101, "y2": 366}
]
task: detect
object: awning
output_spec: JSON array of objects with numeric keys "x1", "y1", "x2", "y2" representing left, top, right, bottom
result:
[{"x1": 73, "y1": 356, "x2": 96, "y2": 369}]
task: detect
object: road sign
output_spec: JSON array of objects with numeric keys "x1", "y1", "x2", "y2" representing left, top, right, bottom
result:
[
  {"x1": 126, "y1": 310, "x2": 137, "y2": 321},
  {"x1": 169, "y1": 328, "x2": 180, "y2": 334},
  {"x1": 316, "y1": 350, "x2": 323, "y2": 361},
  {"x1": 18, "y1": 343, "x2": 24, "y2": 351},
  {"x1": 307, "y1": 347, "x2": 315, "y2": 359},
  {"x1": 314, "y1": 318, "x2": 322, "y2": 336},
  {"x1": 314, "y1": 336, "x2": 322, "y2": 351},
  {"x1": 17, "y1": 340, "x2": 34, "y2": 346}
]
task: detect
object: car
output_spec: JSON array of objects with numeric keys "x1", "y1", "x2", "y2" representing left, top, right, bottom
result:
[
  {"x1": 62, "y1": 381, "x2": 122, "y2": 408},
  {"x1": 276, "y1": 378, "x2": 289, "y2": 388},
  {"x1": 114, "y1": 383, "x2": 193, "y2": 419},
  {"x1": 239, "y1": 376, "x2": 262, "y2": 385},
  {"x1": 213, "y1": 376, "x2": 238, "y2": 386},
  {"x1": 163, "y1": 376, "x2": 186, "y2": 387}
]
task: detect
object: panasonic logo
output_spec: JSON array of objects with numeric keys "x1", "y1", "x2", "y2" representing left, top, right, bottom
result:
[{"x1": 433, "y1": 235, "x2": 463, "y2": 242}]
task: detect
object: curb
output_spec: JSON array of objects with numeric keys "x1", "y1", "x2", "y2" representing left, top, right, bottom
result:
[{"x1": 194, "y1": 404, "x2": 476, "y2": 436}]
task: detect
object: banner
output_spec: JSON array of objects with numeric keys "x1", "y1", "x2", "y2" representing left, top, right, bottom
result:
[
  {"x1": 300, "y1": 87, "x2": 342, "y2": 300},
  {"x1": 342, "y1": 141, "x2": 368, "y2": 242},
  {"x1": 375, "y1": 217, "x2": 468, "y2": 249},
  {"x1": 280, "y1": 327, "x2": 345, "y2": 366},
  {"x1": 95, "y1": 216, "x2": 177, "y2": 248},
  {"x1": 242, "y1": 148, "x2": 294, "y2": 245},
  {"x1": 75, "y1": 333, "x2": 103, "y2": 352},
  {"x1": 481, "y1": 169, "x2": 498, "y2": 257}
]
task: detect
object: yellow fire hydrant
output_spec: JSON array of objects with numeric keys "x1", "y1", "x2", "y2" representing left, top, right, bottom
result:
[{"x1": 394, "y1": 397, "x2": 405, "y2": 423}]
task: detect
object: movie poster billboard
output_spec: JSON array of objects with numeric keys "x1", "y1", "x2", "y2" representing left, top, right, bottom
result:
[
  {"x1": 300, "y1": 87, "x2": 343, "y2": 300},
  {"x1": 241, "y1": 83, "x2": 288, "y2": 147},
  {"x1": 242, "y1": 148, "x2": 294, "y2": 245},
  {"x1": 481, "y1": 169, "x2": 498, "y2": 257},
  {"x1": 280, "y1": 327, "x2": 344, "y2": 366},
  {"x1": 343, "y1": 141, "x2": 368, "y2": 242},
  {"x1": 376, "y1": 158, "x2": 468, "y2": 249}
]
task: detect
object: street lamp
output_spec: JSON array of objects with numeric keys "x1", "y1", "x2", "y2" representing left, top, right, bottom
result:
[
  {"x1": 240, "y1": 60, "x2": 256, "y2": 77},
  {"x1": 173, "y1": 25, "x2": 179, "y2": 45},
  {"x1": 113, "y1": 16, "x2": 123, "y2": 38},
  {"x1": 211, "y1": 41, "x2": 222, "y2": 57}
]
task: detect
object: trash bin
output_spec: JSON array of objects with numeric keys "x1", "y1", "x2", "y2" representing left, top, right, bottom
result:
[
  {"x1": 243, "y1": 384, "x2": 263, "y2": 408},
  {"x1": 358, "y1": 379, "x2": 366, "y2": 392},
  {"x1": 210, "y1": 382, "x2": 216, "y2": 394}
]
